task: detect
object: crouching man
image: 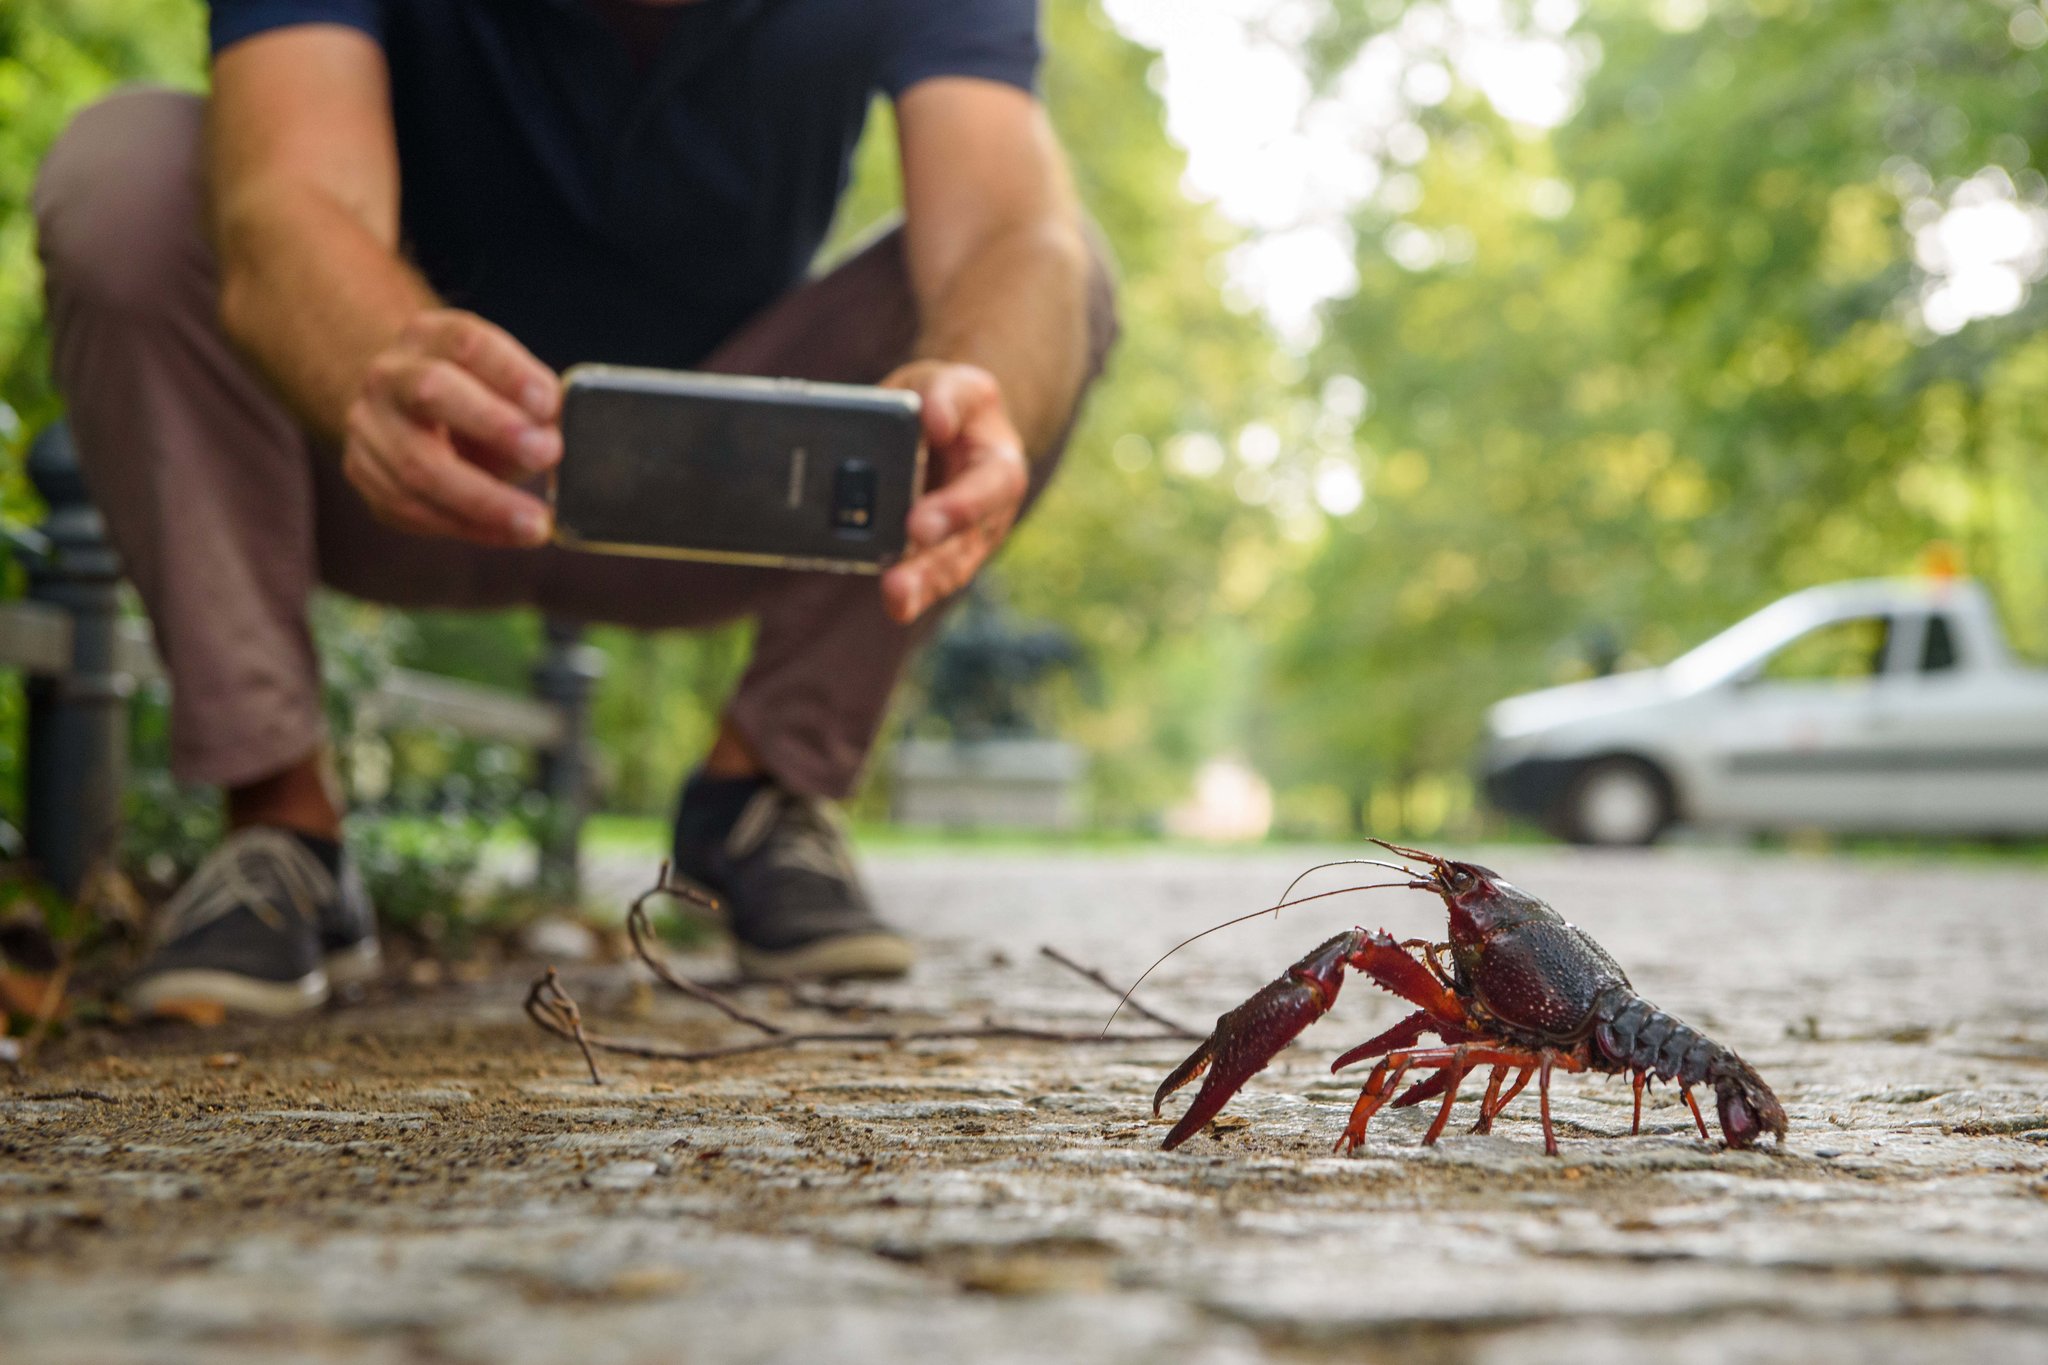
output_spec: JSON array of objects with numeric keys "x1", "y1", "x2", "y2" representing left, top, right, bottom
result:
[{"x1": 34, "y1": 0, "x2": 1115, "y2": 1015}]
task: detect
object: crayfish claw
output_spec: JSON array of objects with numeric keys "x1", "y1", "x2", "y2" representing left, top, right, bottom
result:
[
  {"x1": 1157, "y1": 937, "x2": 1357, "y2": 1150},
  {"x1": 1152, "y1": 1037, "x2": 1215, "y2": 1117}
]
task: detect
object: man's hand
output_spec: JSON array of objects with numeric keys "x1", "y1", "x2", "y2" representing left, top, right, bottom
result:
[
  {"x1": 210, "y1": 28, "x2": 559, "y2": 549},
  {"x1": 342, "y1": 309, "x2": 562, "y2": 546},
  {"x1": 880, "y1": 360, "x2": 1030, "y2": 624},
  {"x1": 880, "y1": 77, "x2": 1092, "y2": 624}
]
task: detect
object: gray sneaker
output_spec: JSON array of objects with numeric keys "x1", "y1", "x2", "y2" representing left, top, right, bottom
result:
[
  {"x1": 319, "y1": 850, "x2": 382, "y2": 989},
  {"x1": 674, "y1": 784, "x2": 914, "y2": 981},
  {"x1": 125, "y1": 827, "x2": 380, "y2": 1019}
]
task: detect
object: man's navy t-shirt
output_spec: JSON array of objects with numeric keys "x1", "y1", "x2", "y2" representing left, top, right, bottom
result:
[{"x1": 207, "y1": 0, "x2": 1040, "y2": 371}]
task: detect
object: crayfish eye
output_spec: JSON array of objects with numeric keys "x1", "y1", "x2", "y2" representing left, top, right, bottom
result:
[{"x1": 1447, "y1": 867, "x2": 1474, "y2": 891}]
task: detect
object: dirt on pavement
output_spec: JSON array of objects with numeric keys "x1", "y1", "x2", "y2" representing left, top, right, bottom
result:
[{"x1": 4, "y1": 848, "x2": 2048, "y2": 1364}]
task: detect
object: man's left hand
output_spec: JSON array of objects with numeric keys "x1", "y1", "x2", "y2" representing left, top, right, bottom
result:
[{"x1": 879, "y1": 360, "x2": 1030, "y2": 625}]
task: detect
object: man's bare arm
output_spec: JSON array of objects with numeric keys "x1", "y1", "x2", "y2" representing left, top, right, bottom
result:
[
  {"x1": 895, "y1": 77, "x2": 1091, "y2": 455},
  {"x1": 210, "y1": 26, "x2": 418, "y2": 433},
  {"x1": 881, "y1": 77, "x2": 1095, "y2": 621},
  {"x1": 208, "y1": 26, "x2": 559, "y2": 545}
]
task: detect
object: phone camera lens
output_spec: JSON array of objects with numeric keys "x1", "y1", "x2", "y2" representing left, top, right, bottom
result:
[{"x1": 833, "y1": 459, "x2": 877, "y2": 536}]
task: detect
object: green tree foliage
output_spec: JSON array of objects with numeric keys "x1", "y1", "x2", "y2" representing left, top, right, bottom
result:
[
  {"x1": 0, "y1": 0, "x2": 204, "y2": 462},
  {"x1": 20, "y1": 0, "x2": 2036, "y2": 844},
  {"x1": 1264, "y1": 0, "x2": 2048, "y2": 832}
]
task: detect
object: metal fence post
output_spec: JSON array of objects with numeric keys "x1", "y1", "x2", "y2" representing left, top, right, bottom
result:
[
  {"x1": 23, "y1": 422, "x2": 129, "y2": 897},
  {"x1": 531, "y1": 617, "x2": 603, "y2": 897}
]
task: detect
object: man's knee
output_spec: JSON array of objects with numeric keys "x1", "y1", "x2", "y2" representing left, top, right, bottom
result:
[
  {"x1": 1078, "y1": 220, "x2": 1122, "y2": 386},
  {"x1": 35, "y1": 87, "x2": 209, "y2": 318}
]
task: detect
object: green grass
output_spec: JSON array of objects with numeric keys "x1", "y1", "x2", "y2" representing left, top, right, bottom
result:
[
  {"x1": 390, "y1": 810, "x2": 2048, "y2": 867},
  {"x1": 580, "y1": 812, "x2": 1187, "y2": 857}
]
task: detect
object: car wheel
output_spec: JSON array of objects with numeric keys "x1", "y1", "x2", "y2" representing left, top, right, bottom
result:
[{"x1": 1558, "y1": 757, "x2": 1673, "y2": 847}]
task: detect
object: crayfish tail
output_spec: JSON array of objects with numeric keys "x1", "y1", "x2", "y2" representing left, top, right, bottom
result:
[
  {"x1": 1590, "y1": 987, "x2": 1786, "y2": 1150},
  {"x1": 1710, "y1": 1054, "x2": 1787, "y2": 1149}
]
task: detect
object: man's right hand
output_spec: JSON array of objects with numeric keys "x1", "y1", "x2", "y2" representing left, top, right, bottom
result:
[{"x1": 342, "y1": 309, "x2": 562, "y2": 547}]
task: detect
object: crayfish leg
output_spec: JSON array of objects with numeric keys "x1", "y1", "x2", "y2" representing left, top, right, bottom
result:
[
  {"x1": 1421, "y1": 1048, "x2": 1473, "y2": 1145},
  {"x1": 1682, "y1": 1085, "x2": 1711, "y2": 1141},
  {"x1": 1631, "y1": 1069, "x2": 1646, "y2": 1136},
  {"x1": 1337, "y1": 1055, "x2": 1413, "y2": 1153},
  {"x1": 1390, "y1": 1068, "x2": 1455, "y2": 1109},
  {"x1": 1470, "y1": 1065, "x2": 1508, "y2": 1135},
  {"x1": 1489, "y1": 1065, "x2": 1535, "y2": 1127},
  {"x1": 1528, "y1": 1049, "x2": 1592, "y2": 1156},
  {"x1": 1539, "y1": 1053, "x2": 1558, "y2": 1156},
  {"x1": 1332, "y1": 1009, "x2": 1438, "y2": 1074},
  {"x1": 1342, "y1": 1047, "x2": 1570, "y2": 1153}
]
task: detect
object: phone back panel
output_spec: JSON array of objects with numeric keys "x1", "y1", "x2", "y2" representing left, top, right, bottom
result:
[{"x1": 552, "y1": 366, "x2": 924, "y2": 573}]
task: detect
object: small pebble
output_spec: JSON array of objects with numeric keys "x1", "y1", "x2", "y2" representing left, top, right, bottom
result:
[{"x1": 522, "y1": 916, "x2": 600, "y2": 963}]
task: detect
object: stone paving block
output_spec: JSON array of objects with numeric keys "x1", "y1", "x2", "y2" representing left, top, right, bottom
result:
[{"x1": 5, "y1": 847, "x2": 2048, "y2": 1362}]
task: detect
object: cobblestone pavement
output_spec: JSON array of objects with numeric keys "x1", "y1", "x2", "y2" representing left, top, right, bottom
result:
[{"x1": 5, "y1": 846, "x2": 2048, "y2": 1364}]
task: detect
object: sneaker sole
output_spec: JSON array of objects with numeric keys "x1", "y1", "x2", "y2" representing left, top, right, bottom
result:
[
  {"x1": 736, "y1": 933, "x2": 916, "y2": 982},
  {"x1": 324, "y1": 938, "x2": 384, "y2": 987},
  {"x1": 126, "y1": 968, "x2": 330, "y2": 1019}
]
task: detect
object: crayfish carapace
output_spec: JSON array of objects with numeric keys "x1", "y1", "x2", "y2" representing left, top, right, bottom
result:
[{"x1": 1138, "y1": 842, "x2": 1786, "y2": 1156}]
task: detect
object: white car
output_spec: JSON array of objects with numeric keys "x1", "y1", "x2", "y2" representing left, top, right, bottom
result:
[{"x1": 1480, "y1": 577, "x2": 2048, "y2": 844}]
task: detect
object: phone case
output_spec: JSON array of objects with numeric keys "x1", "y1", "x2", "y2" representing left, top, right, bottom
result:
[{"x1": 551, "y1": 365, "x2": 926, "y2": 574}]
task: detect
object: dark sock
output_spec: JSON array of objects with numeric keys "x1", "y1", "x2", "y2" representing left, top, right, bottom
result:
[
  {"x1": 282, "y1": 828, "x2": 344, "y2": 879},
  {"x1": 675, "y1": 770, "x2": 770, "y2": 855}
]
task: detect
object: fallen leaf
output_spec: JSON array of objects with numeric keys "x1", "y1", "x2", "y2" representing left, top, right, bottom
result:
[
  {"x1": 146, "y1": 998, "x2": 228, "y2": 1028},
  {"x1": 0, "y1": 969, "x2": 60, "y2": 1018},
  {"x1": 958, "y1": 1255, "x2": 1106, "y2": 1297},
  {"x1": 605, "y1": 1267, "x2": 691, "y2": 1298}
]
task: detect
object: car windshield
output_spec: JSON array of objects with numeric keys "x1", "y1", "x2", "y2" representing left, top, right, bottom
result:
[
  {"x1": 1759, "y1": 615, "x2": 1891, "y2": 682},
  {"x1": 1665, "y1": 596, "x2": 1833, "y2": 693}
]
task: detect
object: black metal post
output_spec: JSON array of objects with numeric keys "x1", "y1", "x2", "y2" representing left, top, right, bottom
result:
[
  {"x1": 24, "y1": 422, "x2": 130, "y2": 897},
  {"x1": 531, "y1": 617, "x2": 603, "y2": 897}
]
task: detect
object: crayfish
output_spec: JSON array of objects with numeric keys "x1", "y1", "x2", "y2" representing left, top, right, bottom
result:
[{"x1": 1141, "y1": 842, "x2": 1786, "y2": 1156}]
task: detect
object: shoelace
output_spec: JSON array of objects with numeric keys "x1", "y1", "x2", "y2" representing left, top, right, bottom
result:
[
  {"x1": 726, "y1": 788, "x2": 857, "y2": 882},
  {"x1": 152, "y1": 828, "x2": 331, "y2": 944}
]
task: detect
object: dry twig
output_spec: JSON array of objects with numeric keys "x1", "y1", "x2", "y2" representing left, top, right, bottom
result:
[
  {"x1": 525, "y1": 967, "x2": 604, "y2": 1083},
  {"x1": 523, "y1": 866, "x2": 1200, "y2": 1075},
  {"x1": 1038, "y1": 945, "x2": 1201, "y2": 1037},
  {"x1": 525, "y1": 972, "x2": 1190, "y2": 1069},
  {"x1": 624, "y1": 866, "x2": 785, "y2": 1035}
]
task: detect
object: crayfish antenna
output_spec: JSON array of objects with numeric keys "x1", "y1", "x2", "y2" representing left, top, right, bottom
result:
[
  {"x1": 1273, "y1": 859, "x2": 1426, "y2": 909},
  {"x1": 1100, "y1": 881, "x2": 1422, "y2": 1035},
  {"x1": 1369, "y1": 839, "x2": 1451, "y2": 872}
]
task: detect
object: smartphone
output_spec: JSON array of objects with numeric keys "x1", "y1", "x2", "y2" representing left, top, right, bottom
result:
[{"x1": 551, "y1": 365, "x2": 926, "y2": 574}]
